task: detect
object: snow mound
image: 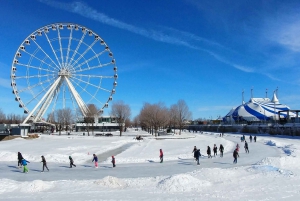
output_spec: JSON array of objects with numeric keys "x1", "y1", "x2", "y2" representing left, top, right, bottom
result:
[
  {"x1": 265, "y1": 140, "x2": 279, "y2": 146},
  {"x1": 94, "y1": 176, "x2": 127, "y2": 189},
  {"x1": 20, "y1": 180, "x2": 53, "y2": 193},
  {"x1": 0, "y1": 179, "x2": 18, "y2": 194},
  {"x1": 247, "y1": 165, "x2": 293, "y2": 176},
  {"x1": 157, "y1": 174, "x2": 211, "y2": 192}
]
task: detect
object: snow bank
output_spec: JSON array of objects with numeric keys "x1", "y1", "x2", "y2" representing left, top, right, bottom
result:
[
  {"x1": 157, "y1": 174, "x2": 211, "y2": 192},
  {"x1": 265, "y1": 140, "x2": 296, "y2": 156},
  {"x1": 247, "y1": 165, "x2": 293, "y2": 176},
  {"x1": 0, "y1": 179, "x2": 18, "y2": 194},
  {"x1": 94, "y1": 176, "x2": 127, "y2": 189},
  {"x1": 20, "y1": 180, "x2": 54, "y2": 193}
]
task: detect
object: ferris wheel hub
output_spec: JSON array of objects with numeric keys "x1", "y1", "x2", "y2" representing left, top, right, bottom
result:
[{"x1": 58, "y1": 69, "x2": 71, "y2": 77}]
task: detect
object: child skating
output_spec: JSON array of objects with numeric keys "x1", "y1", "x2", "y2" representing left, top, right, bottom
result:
[
  {"x1": 69, "y1": 156, "x2": 76, "y2": 168},
  {"x1": 41, "y1": 155, "x2": 49, "y2": 172},
  {"x1": 92, "y1": 154, "x2": 98, "y2": 168},
  {"x1": 159, "y1": 149, "x2": 163, "y2": 163},
  {"x1": 21, "y1": 158, "x2": 30, "y2": 173},
  {"x1": 111, "y1": 156, "x2": 116, "y2": 167}
]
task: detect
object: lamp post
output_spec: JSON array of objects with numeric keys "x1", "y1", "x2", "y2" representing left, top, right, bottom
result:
[{"x1": 102, "y1": 122, "x2": 104, "y2": 133}]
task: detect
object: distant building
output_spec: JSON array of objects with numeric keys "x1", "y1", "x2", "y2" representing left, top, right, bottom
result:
[
  {"x1": 75, "y1": 116, "x2": 122, "y2": 132},
  {"x1": 223, "y1": 91, "x2": 296, "y2": 123}
]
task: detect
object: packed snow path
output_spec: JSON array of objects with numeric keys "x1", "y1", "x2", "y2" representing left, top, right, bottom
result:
[{"x1": 0, "y1": 133, "x2": 280, "y2": 182}]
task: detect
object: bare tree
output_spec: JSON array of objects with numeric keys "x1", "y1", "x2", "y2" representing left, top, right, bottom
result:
[
  {"x1": 0, "y1": 108, "x2": 6, "y2": 123},
  {"x1": 110, "y1": 100, "x2": 131, "y2": 136},
  {"x1": 84, "y1": 104, "x2": 99, "y2": 136},
  {"x1": 139, "y1": 102, "x2": 169, "y2": 136},
  {"x1": 174, "y1": 100, "x2": 192, "y2": 134},
  {"x1": 55, "y1": 108, "x2": 74, "y2": 135}
]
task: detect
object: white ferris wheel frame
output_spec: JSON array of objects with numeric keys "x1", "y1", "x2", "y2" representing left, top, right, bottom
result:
[{"x1": 10, "y1": 23, "x2": 118, "y2": 124}]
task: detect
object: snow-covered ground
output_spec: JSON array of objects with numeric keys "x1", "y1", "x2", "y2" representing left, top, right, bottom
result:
[{"x1": 0, "y1": 129, "x2": 300, "y2": 200}]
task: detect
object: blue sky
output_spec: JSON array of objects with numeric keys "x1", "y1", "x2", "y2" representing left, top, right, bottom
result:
[{"x1": 1, "y1": 0, "x2": 300, "y2": 120}]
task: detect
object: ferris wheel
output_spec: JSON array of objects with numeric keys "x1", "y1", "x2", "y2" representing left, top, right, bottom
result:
[{"x1": 10, "y1": 23, "x2": 118, "y2": 123}]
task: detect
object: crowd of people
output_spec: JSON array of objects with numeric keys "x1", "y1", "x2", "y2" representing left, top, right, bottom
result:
[{"x1": 15, "y1": 133, "x2": 258, "y2": 173}]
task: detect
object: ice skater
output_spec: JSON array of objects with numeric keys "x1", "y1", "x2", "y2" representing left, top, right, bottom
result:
[
  {"x1": 249, "y1": 135, "x2": 253, "y2": 142},
  {"x1": 254, "y1": 136, "x2": 257, "y2": 142},
  {"x1": 236, "y1": 143, "x2": 240, "y2": 152},
  {"x1": 17, "y1": 152, "x2": 24, "y2": 168},
  {"x1": 219, "y1": 144, "x2": 224, "y2": 157},
  {"x1": 69, "y1": 156, "x2": 76, "y2": 168},
  {"x1": 111, "y1": 156, "x2": 116, "y2": 167},
  {"x1": 41, "y1": 155, "x2": 49, "y2": 172},
  {"x1": 213, "y1": 144, "x2": 218, "y2": 157},
  {"x1": 21, "y1": 158, "x2": 30, "y2": 173},
  {"x1": 207, "y1": 146, "x2": 212, "y2": 158},
  {"x1": 159, "y1": 149, "x2": 164, "y2": 163},
  {"x1": 192, "y1": 146, "x2": 197, "y2": 160},
  {"x1": 195, "y1": 149, "x2": 201, "y2": 165},
  {"x1": 244, "y1": 141, "x2": 249, "y2": 153},
  {"x1": 233, "y1": 148, "x2": 239, "y2": 164},
  {"x1": 92, "y1": 154, "x2": 98, "y2": 168}
]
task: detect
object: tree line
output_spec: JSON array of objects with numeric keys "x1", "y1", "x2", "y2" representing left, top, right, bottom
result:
[{"x1": 0, "y1": 99, "x2": 192, "y2": 137}]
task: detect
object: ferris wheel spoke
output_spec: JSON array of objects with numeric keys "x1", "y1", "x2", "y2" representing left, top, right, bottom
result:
[
  {"x1": 65, "y1": 28, "x2": 73, "y2": 66},
  {"x1": 18, "y1": 77, "x2": 56, "y2": 93},
  {"x1": 23, "y1": 78, "x2": 58, "y2": 106},
  {"x1": 69, "y1": 40, "x2": 98, "y2": 67},
  {"x1": 69, "y1": 77, "x2": 104, "y2": 105},
  {"x1": 16, "y1": 63, "x2": 57, "y2": 74},
  {"x1": 74, "y1": 62, "x2": 112, "y2": 73},
  {"x1": 73, "y1": 49, "x2": 106, "y2": 71},
  {"x1": 31, "y1": 36, "x2": 61, "y2": 68},
  {"x1": 72, "y1": 74, "x2": 114, "y2": 79},
  {"x1": 15, "y1": 73, "x2": 56, "y2": 80},
  {"x1": 70, "y1": 76, "x2": 109, "y2": 92},
  {"x1": 22, "y1": 50, "x2": 60, "y2": 71},
  {"x1": 57, "y1": 28, "x2": 65, "y2": 67},
  {"x1": 23, "y1": 77, "x2": 62, "y2": 123},
  {"x1": 68, "y1": 31, "x2": 87, "y2": 68}
]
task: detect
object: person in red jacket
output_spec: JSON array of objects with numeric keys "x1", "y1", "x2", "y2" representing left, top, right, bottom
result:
[
  {"x1": 111, "y1": 156, "x2": 116, "y2": 167},
  {"x1": 159, "y1": 149, "x2": 163, "y2": 163}
]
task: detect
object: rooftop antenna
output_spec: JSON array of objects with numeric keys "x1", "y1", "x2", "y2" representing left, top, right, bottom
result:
[
  {"x1": 242, "y1": 89, "x2": 244, "y2": 104},
  {"x1": 266, "y1": 88, "x2": 268, "y2": 98},
  {"x1": 276, "y1": 86, "x2": 278, "y2": 98},
  {"x1": 251, "y1": 87, "x2": 253, "y2": 98}
]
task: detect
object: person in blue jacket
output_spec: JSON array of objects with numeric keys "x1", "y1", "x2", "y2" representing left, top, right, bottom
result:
[
  {"x1": 92, "y1": 154, "x2": 98, "y2": 168},
  {"x1": 21, "y1": 158, "x2": 30, "y2": 173}
]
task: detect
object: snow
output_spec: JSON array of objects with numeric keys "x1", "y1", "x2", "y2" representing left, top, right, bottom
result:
[{"x1": 1, "y1": 129, "x2": 300, "y2": 200}]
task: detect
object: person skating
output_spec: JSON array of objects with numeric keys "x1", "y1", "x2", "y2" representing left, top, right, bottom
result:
[
  {"x1": 207, "y1": 146, "x2": 212, "y2": 158},
  {"x1": 111, "y1": 156, "x2": 116, "y2": 167},
  {"x1": 249, "y1": 135, "x2": 253, "y2": 142},
  {"x1": 244, "y1": 141, "x2": 249, "y2": 153},
  {"x1": 254, "y1": 136, "x2": 257, "y2": 142},
  {"x1": 236, "y1": 143, "x2": 240, "y2": 152},
  {"x1": 41, "y1": 155, "x2": 49, "y2": 172},
  {"x1": 233, "y1": 148, "x2": 239, "y2": 164},
  {"x1": 159, "y1": 149, "x2": 164, "y2": 163},
  {"x1": 192, "y1": 146, "x2": 197, "y2": 160},
  {"x1": 92, "y1": 154, "x2": 98, "y2": 168},
  {"x1": 195, "y1": 149, "x2": 201, "y2": 165},
  {"x1": 219, "y1": 144, "x2": 224, "y2": 157},
  {"x1": 17, "y1": 152, "x2": 24, "y2": 168},
  {"x1": 21, "y1": 158, "x2": 30, "y2": 173},
  {"x1": 69, "y1": 156, "x2": 76, "y2": 168},
  {"x1": 213, "y1": 144, "x2": 218, "y2": 157}
]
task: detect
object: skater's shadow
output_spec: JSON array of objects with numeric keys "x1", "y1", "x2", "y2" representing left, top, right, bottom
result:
[
  {"x1": 178, "y1": 159, "x2": 193, "y2": 165},
  {"x1": 81, "y1": 165, "x2": 93, "y2": 168},
  {"x1": 8, "y1": 165, "x2": 19, "y2": 169},
  {"x1": 59, "y1": 165, "x2": 70, "y2": 168},
  {"x1": 177, "y1": 157, "x2": 190, "y2": 161},
  {"x1": 100, "y1": 165, "x2": 112, "y2": 169},
  {"x1": 147, "y1": 160, "x2": 154, "y2": 163},
  {"x1": 213, "y1": 162, "x2": 231, "y2": 165},
  {"x1": 10, "y1": 170, "x2": 22, "y2": 173},
  {"x1": 31, "y1": 169, "x2": 42, "y2": 172}
]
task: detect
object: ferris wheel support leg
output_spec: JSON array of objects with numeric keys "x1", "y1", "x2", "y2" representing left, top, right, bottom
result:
[
  {"x1": 33, "y1": 81, "x2": 61, "y2": 122},
  {"x1": 65, "y1": 77, "x2": 89, "y2": 116},
  {"x1": 23, "y1": 77, "x2": 62, "y2": 124}
]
